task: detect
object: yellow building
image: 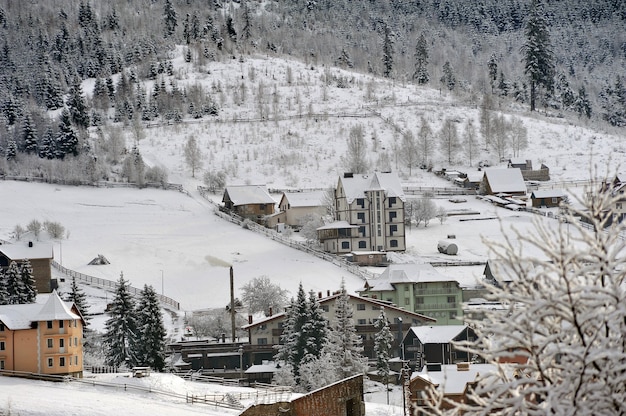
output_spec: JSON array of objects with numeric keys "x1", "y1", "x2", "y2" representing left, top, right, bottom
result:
[{"x1": 0, "y1": 291, "x2": 84, "y2": 377}]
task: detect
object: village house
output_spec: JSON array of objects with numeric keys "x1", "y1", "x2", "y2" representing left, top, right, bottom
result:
[
  {"x1": 266, "y1": 190, "x2": 327, "y2": 231},
  {"x1": 358, "y1": 263, "x2": 464, "y2": 325},
  {"x1": 401, "y1": 325, "x2": 477, "y2": 371},
  {"x1": 0, "y1": 291, "x2": 84, "y2": 377},
  {"x1": 242, "y1": 292, "x2": 435, "y2": 365},
  {"x1": 530, "y1": 189, "x2": 566, "y2": 208},
  {"x1": 221, "y1": 185, "x2": 276, "y2": 224},
  {"x1": 319, "y1": 172, "x2": 406, "y2": 254},
  {"x1": 409, "y1": 363, "x2": 498, "y2": 413},
  {"x1": 0, "y1": 241, "x2": 55, "y2": 293},
  {"x1": 479, "y1": 168, "x2": 527, "y2": 197}
]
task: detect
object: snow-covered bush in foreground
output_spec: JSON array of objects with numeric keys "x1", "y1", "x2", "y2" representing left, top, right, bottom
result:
[{"x1": 449, "y1": 178, "x2": 626, "y2": 415}]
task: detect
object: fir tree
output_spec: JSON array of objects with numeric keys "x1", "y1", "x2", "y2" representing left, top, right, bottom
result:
[
  {"x1": 374, "y1": 307, "x2": 394, "y2": 400},
  {"x1": 5, "y1": 140, "x2": 17, "y2": 161},
  {"x1": 4, "y1": 261, "x2": 23, "y2": 304},
  {"x1": 66, "y1": 277, "x2": 90, "y2": 327},
  {"x1": 55, "y1": 109, "x2": 79, "y2": 159},
  {"x1": 104, "y1": 273, "x2": 139, "y2": 367},
  {"x1": 39, "y1": 126, "x2": 56, "y2": 159},
  {"x1": 413, "y1": 33, "x2": 429, "y2": 84},
  {"x1": 136, "y1": 284, "x2": 167, "y2": 371},
  {"x1": 22, "y1": 112, "x2": 38, "y2": 155},
  {"x1": 18, "y1": 259, "x2": 37, "y2": 303},
  {"x1": 521, "y1": 0, "x2": 554, "y2": 111},
  {"x1": 67, "y1": 80, "x2": 90, "y2": 129},
  {"x1": 0, "y1": 269, "x2": 9, "y2": 305},
  {"x1": 163, "y1": 0, "x2": 177, "y2": 38},
  {"x1": 440, "y1": 61, "x2": 456, "y2": 91},
  {"x1": 381, "y1": 22, "x2": 394, "y2": 78},
  {"x1": 327, "y1": 279, "x2": 367, "y2": 380}
]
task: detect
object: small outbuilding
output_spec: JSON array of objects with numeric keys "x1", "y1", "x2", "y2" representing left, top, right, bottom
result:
[
  {"x1": 479, "y1": 168, "x2": 527, "y2": 196},
  {"x1": 530, "y1": 189, "x2": 566, "y2": 208}
]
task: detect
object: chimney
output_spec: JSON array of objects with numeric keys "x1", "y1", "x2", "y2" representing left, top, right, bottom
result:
[
  {"x1": 327, "y1": 290, "x2": 330, "y2": 296},
  {"x1": 268, "y1": 307, "x2": 273, "y2": 317},
  {"x1": 318, "y1": 291, "x2": 322, "y2": 299},
  {"x1": 248, "y1": 315, "x2": 253, "y2": 324},
  {"x1": 28, "y1": 241, "x2": 33, "y2": 247}
]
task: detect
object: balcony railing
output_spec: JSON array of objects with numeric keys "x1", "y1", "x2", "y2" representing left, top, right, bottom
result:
[
  {"x1": 414, "y1": 288, "x2": 458, "y2": 296},
  {"x1": 416, "y1": 303, "x2": 457, "y2": 311}
]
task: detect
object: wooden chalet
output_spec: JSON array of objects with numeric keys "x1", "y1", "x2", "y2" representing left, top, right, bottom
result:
[{"x1": 222, "y1": 185, "x2": 276, "y2": 223}]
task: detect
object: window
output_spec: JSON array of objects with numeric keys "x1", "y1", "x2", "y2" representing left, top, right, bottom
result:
[
  {"x1": 59, "y1": 339, "x2": 65, "y2": 348},
  {"x1": 259, "y1": 204, "x2": 266, "y2": 210},
  {"x1": 404, "y1": 298, "x2": 410, "y2": 305},
  {"x1": 552, "y1": 197, "x2": 558, "y2": 203},
  {"x1": 390, "y1": 224, "x2": 398, "y2": 235},
  {"x1": 60, "y1": 357, "x2": 65, "y2": 367},
  {"x1": 47, "y1": 321, "x2": 53, "y2": 329},
  {"x1": 449, "y1": 311, "x2": 457, "y2": 320},
  {"x1": 74, "y1": 320, "x2": 77, "y2": 327},
  {"x1": 59, "y1": 320, "x2": 64, "y2": 329},
  {"x1": 341, "y1": 241, "x2": 350, "y2": 249},
  {"x1": 357, "y1": 303, "x2": 366, "y2": 311},
  {"x1": 47, "y1": 358, "x2": 53, "y2": 367},
  {"x1": 74, "y1": 337, "x2": 78, "y2": 346},
  {"x1": 358, "y1": 241, "x2": 367, "y2": 249},
  {"x1": 0, "y1": 341, "x2": 4, "y2": 351},
  {"x1": 0, "y1": 360, "x2": 4, "y2": 370},
  {"x1": 75, "y1": 356, "x2": 79, "y2": 365},
  {"x1": 0, "y1": 323, "x2": 4, "y2": 331},
  {"x1": 388, "y1": 197, "x2": 396, "y2": 207},
  {"x1": 415, "y1": 297, "x2": 424, "y2": 304},
  {"x1": 357, "y1": 198, "x2": 365, "y2": 208},
  {"x1": 321, "y1": 305, "x2": 329, "y2": 312},
  {"x1": 47, "y1": 339, "x2": 53, "y2": 348},
  {"x1": 358, "y1": 226, "x2": 366, "y2": 236},
  {"x1": 258, "y1": 338, "x2": 268, "y2": 345},
  {"x1": 357, "y1": 319, "x2": 367, "y2": 325},
  {"x1": 69, "y1": 338, "x2": 72, "y2": 346},
  {"x1": 618, "y1": 202, "x2": 623, "y2": 210},
  {"x1": 389, "y1": 211, "x2": 397, "y2": 222},
  {"x1": 357, "y1": 212, "x2": 365, "y2": 223},
  {"x1": 390, "y1": 239, "x2": 398, "y2": 248},
  {"x1": 447, "y1": 296, "x2": 456, "y2": 303}
]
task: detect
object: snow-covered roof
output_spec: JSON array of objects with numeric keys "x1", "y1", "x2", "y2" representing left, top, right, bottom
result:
[
  {"x1": 466, "y1": 171, "x2": 484, "y2": 182},
  {"x1": 531, "y1": 189, "x2": 565, "y2": 199},
  {"x1": 281, "y1": 191, "x2": 326, "y2": 208},
  {"x1": 0, "y1": 241, "x2": 53, "y2": 260},
  {"x1": 364, "y1": 263, "x2": 457, "y2": 292},
  {"x1": 223, "y1": 185, "x2": 276, "y2": 206},
  {"x1": 483, "y1": 168, "x2": 526, "y2": 194},
  {"x1": 407, "y1": 325, "x2": 469, "y2": 344},
  {"x1": 245, "y1": 361, "x2": 278, "y2": 374},
  {"x1": 0, "y1": 291, "x2": 79, "y2": 330},
  {"x1": 339, "y1": 172, "x2": 406, "y2": 204},
  {"x1": 509, "y1": 157, "x2": 527, "y2": 165},
  {"x1": 412, "y1": 363, "x2": 499, "y2": 394},
  {"x1": 316, "y1": 220, "x2": 358, "y2": 231}
]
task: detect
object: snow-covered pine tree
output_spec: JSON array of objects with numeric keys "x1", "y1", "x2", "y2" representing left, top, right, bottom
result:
[
  {"x1": 374, "y1": 307, "x2": 394, "y2": 395},
  {"x1": 22, "y1": 112, "x2": 38, "y2": 155},
  {"x1": 104, "y1": 273, "x2": 139, "y2": 368},
  {"x1": 18, "y1": 259, "x2": 37, "y2": 303},
  {"x1": 135, "y1": 284, "x2": 167, "y2": 371},
  {"x1": 0, "y1": 269, "x2": 9, "y2": 305},
  {"x1": 55, "y1": 109, "x2": 79, "y2": 159},
  {"x1": 4, "y1": 261, "x2": 24, "y2": 304},
  {"x1": 327, "y1": 279, "x2": 368, "y2": 380},
  {"x1": 453, "y1": 175, "x2": 626, "y2": 415},
  {"x1": 66, "y1": 277, "x2": 90, "y2": 327}
]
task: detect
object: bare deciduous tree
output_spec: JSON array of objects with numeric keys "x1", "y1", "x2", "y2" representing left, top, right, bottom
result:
[
  {"x1": 341, "y1": 124, "x2": 369, "y2": 174},
  {"x1": 439, "y1": 118, "x2": 459, "y2": 165},
  {"x1": 183, "y1": 135, "x2": 203, "y2": 178},
  {"x1": 240, "y1": 276, "x2": 289, "y2": 316}
]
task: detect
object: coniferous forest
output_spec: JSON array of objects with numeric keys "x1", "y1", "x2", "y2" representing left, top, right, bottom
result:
[{"x1": 0, "y1": 0, "x2": 624, "y2": 182}]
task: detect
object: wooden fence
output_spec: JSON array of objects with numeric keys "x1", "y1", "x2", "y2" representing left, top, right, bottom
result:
[{"x1": 52, "y1": 261, "x2": 180, "y2": 310}]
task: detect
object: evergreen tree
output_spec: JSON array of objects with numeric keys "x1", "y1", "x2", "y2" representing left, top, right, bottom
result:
[
  {"x1": 18, "y1": 259, "x2": 37, "y2": 303},
  {"x1": 374, "y1": 308, "x2": 394, "y2": 402},
  {"x1": 226, "y1": 16, "x2": 237, "y2": 42},
  {"x1": 67, "y1": 80, "x2": 90, "y2": 129},
  {"x1": 22, "y1": 112, "x2": 38, "y2": 154},
  {"x1": 56, "y1": 109, "x2": 79, "y2": 159},
  {"x1": 39, "y1": 126, "x2": 56, "y2": 159},
  {"x1": 163, "y1": 0, "x2": 177, "y2": 38},
  {"x1": 0, "y1": 269, "x2": 9, "y2": 305},
  {"x1": 136, "y1": 284, "x2": 167, "y2": 371},
  {"x1": 326, "y1": 279, "x2": 367, "y2": 380},
  {"x1": 5, "y1": 140, "x2": 17, "y2": 161},
  {"x1": 413, "y1": 33, "x2": 429, "y2": 84},
  {"x1": 104, "y1": 273, "x2": 139, "y2": 367},
  {"x1": 521, "y1": 0, "x2": 554, "y2": 111},
  {"x1": 66, "y1": 277, "x2": 90, "y2": 327},
  {"x1": 575, "y1": 86, "x2": 592, "y2": 119},
  {"x1": 440, "y1": 61, "x2": 456, "y2": 91},
  {"x1": 381, "y1": 22, "x2": 394, "y2": 78},
  {"x1": 487, "y1": 53, "x2": 498, "y2": 93},
  {"x1": 4, "y1": 261, "x2": 23, "y2": 304}
]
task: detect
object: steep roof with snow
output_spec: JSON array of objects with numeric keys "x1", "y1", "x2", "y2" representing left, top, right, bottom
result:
[
  {"x1": 531, "y1": 189, "x2": 566, "y2": 199},
  {"x1": 223, "y1": 185, "x2": 276, "y2": 206},
  {"x1": 363, "y1": 263, "x2": 458, "y2": 292},
  {"x1": 407, "y1": 325, "x2": 469, "y2": 344},
  {"x1": 0, "y1": 291, "x2": 79, "y2": 330},
  {"x1": 316, "y1": 220, "x2": 358, "y2": 230},
  {"x1": 412, "y1": 363, "x2": 499, "y2": 394},
  {"x1": 339, "y1": 172, "x2": 406, "y2": 204},
  {"x1": 0, "y1": 241, "x2": 53, "y2": 260},
  {"x1": 281, "y1": 190, "x2": 326, "y2": 208},
  {"x1": 483, "y1": 168, "x2": 526, "y2": 194}
]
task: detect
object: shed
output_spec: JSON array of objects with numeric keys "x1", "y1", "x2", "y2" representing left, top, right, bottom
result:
[
  {"x1": 479, "y1": 168, "x2": 527, "y2": 196},
  {"x1": 530, "y1": 189, "x2": 566, "y2": 208}
]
